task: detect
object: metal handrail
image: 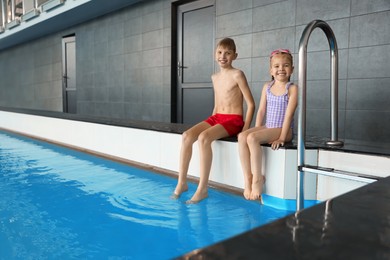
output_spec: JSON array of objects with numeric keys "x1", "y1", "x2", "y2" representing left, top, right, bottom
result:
[{"x1": 296, "y1": 20, "x2": 344, "y2": 211}]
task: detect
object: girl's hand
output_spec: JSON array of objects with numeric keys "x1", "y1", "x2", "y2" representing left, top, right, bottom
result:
[{"x1": 271, "y1": 139, "x2": 284, "y2": 150}]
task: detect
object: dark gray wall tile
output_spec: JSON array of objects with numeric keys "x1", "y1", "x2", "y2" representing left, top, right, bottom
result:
[
  {"x1": 348, "y1": 45, "x2": 390, "y2": 79},
  {"x1": 296, "y1": 0, "x2": 350, "y2": 25},
  {"x1": 349, "y1": 11, "x2": 390, "y2": 48},
  {"x1": 253, "y1": 1, "x2": 295, "y2": 32},
  {"x1": 351, "y1": 0, "x2": 390, "y2": 16},
  {"x1": 346, "y1": 79, "x2": 390, "y2": 111},
  {"x1": 216, "y1": 9, "x2": 252, "y2": 38},
  {"x1": 216, "y1": 0, "x2": 252, "y2": 15}
]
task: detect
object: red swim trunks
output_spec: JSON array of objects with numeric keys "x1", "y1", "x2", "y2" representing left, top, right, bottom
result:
[{"x1": 204, "y1": 113, "x2": 244, "y2": 136}]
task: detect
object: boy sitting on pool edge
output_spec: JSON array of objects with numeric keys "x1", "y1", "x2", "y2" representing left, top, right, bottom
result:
[{"x1": 172, "y1": 37, "x2": 255, "y2": 204}]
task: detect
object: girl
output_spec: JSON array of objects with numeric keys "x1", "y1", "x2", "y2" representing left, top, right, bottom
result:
[{"x1": 238, "y1": 49, "x2": 298, "y2": 201}]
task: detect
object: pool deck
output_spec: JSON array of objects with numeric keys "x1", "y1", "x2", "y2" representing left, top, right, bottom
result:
[
  {"x1": 1, "y1": 106, "x2": 388, "y2": 156},
  {"x1": 1, "y1": 107, "x2": 390, "y2": 259},
  {"x1": 179, "y1": 175, "x2": 390, "y2": 260}
]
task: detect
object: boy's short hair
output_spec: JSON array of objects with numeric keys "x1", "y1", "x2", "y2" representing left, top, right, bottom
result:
[{"x1": 217, "y1": 38, "x2": 236, "y2": 53}]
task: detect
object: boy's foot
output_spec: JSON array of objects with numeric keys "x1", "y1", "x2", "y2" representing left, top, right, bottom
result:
[
  {"x1": 170, "y1": 193, "x2": 180, "y2": 199},
  {"x1": 185, "y1": 196, "x2": 208, "y2": 204},
  {"x1": 185, "y1": 199, "x2": 200, "y2": 204},
  {"x1": 186, "y1": 189, "x2": 208, "y2": 204},
  {"x1": 171, "y1": 183, "x2": 188, "y2": 199}
]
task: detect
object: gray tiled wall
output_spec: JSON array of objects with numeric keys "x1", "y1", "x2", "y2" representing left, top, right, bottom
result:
[
  {"x1": 215, "y1": 0, "x2": 390, "y2": 144},
  {"x1": 0, "y1": 0, "x2": 389, "y2": 144},
  {"x1": 72, "y1": 0, "x2": 172, "y2": 122},
  {"x1": 0, "y1": 35, "x2": 63, "y2": 111}
]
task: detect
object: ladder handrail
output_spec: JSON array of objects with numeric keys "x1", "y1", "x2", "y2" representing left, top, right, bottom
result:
[{"x1": 297, "y1": 20, "x2": 344, "y2": 211}]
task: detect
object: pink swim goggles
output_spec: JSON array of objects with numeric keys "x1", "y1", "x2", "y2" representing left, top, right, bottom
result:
[{"x1": 270, "y1": 49, "x2": 292, "y2": 58}]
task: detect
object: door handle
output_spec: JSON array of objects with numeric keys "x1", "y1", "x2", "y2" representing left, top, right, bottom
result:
[
  {"x1": 63, "y1": 74, "x2": 68, "y2": 87},
  {"x1": 177, "y1": 61, "x2": 188, "y2": 77}
]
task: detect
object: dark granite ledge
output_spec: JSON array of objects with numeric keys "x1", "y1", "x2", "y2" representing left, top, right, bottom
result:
[
  {"x1": 0, "y1": 106, "x2": 244, "y2": 143},
  {"x1": 1, "y1": 106, "x2": 389, "y2": 156},
  {"x1": 286, "y1": 136, "x2": 390, "y2": 157},
  {"x1": 0, "y1": 106, "x2": 190, "y2": 134},
  {"x1": 178, "y1": 176, "x2": 390, "y2": 260}
]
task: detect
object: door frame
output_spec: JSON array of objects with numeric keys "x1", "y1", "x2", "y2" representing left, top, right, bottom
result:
[
  {"x1": 62, "y1": 34, "x2": 76, "y2": 113},
  {"x1": 171, "y1": 0, "x2": 215, "y2": 123}
]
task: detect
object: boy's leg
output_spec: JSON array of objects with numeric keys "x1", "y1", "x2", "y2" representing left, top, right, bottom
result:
[
  {"x1": 247, "y1": 128, "x2": 282, "y2": 200},
  {"x1": 187, "y1": 124, "x2": 229, "y2": 203},
  {"x1": 173, "y1": 121, "x2": 211, "y2": 198}
]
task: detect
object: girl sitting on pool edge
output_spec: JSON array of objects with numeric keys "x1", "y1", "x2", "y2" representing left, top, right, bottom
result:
[{"x1": 237, "y1": 49, "x2": 298, "y2": 202}]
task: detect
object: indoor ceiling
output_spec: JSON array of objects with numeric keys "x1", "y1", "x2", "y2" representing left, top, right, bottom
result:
[{"x1": 0, "y1": 0, "x2": 144, "y2": 51}]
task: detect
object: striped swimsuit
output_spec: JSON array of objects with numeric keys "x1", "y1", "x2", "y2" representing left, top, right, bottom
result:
[{"x1": 265, "y1": 81, "x2": 294, "y2": 129}]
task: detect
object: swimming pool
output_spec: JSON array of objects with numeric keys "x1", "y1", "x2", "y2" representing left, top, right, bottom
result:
[{"x1": 0, "y1": 130, "x2": 292, "y2": 259}]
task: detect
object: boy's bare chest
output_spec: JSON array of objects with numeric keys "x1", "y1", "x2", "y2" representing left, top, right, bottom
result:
[{"x1": 213, "y1": 76, "x2": 236, "y2": 90}]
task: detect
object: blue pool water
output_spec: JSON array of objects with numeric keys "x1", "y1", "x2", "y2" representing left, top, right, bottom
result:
[{"x1": 0, "y1": 130, "x2": 292, "y2": 259}]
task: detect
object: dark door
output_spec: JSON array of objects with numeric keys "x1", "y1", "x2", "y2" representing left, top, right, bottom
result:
[
  {"x1": 62, "y1": 36, "x2": 77, "y2": 113},
  {"x1": 176, "y1": 0, "x2": 215, "y2": 124}
]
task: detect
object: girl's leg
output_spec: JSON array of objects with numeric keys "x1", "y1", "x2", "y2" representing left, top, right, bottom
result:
[
  {"x1": 247, "y1": 128, "x2": 282, "y2": 200},
  {"x1": 173, "y1": 122, "x2": 211, "y2": 198},
  {"x1": 238, "y1": 127, "x2": 265, "y2": 199},
  {"x1": 188, "y1": 124, "x2": 229, "y2": 203}
]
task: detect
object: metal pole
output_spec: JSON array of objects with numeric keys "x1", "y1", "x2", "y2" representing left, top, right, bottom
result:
[
  {"x1": 297, "y1": 23, "x2": 310, "y2": 211},
  {"x1": 324, "y1": 26, "x2": 344, "y2": 147},
  {"x1": 1, "y1": 0, "x2": 5, "y2": 27},
  {"x1": 297, "y1": 20, "x2": 343, "y2": 211},
  {"x1": 11, "y1": 0, "x2": 15, "y2": 20}
]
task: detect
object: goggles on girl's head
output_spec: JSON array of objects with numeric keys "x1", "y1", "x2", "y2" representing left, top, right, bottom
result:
[{"x1": 270, "y1": 49, "x2": 291, "y2": 58}]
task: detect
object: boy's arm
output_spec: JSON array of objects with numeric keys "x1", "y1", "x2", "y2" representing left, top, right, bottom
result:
[
  {"x1": 255, "y1": 84, "x2": 268, "y2": 127},
  {"x1": 278, "y1": 84, "x2": 298, "y2": 142},
  {"x1": 211, "y1": 74, "x2": 217, "y2": 116},
  {"x1": 236, "y1": 71, "x2": 255, "y2": 131}
]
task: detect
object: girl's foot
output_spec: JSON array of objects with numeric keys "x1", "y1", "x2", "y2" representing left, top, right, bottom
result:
[
  {"x1": 250, "y1": 175, "x2": 265, "y2": 200},
  {"x1": 243, "y1": 174, "x2": 253, "y2": 200},
  {"x1": 243, "y1": 188, "x2": 252, "y2": 200}
]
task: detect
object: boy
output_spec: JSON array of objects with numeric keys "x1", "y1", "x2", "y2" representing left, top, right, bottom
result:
[{"x1": 172, "y1": 38, "x2": 255, "y2": 203}]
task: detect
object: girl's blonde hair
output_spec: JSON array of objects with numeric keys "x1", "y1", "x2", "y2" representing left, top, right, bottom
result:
[{"x1": 270, "y1": 49, "x2": 293, "y2": 64}]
